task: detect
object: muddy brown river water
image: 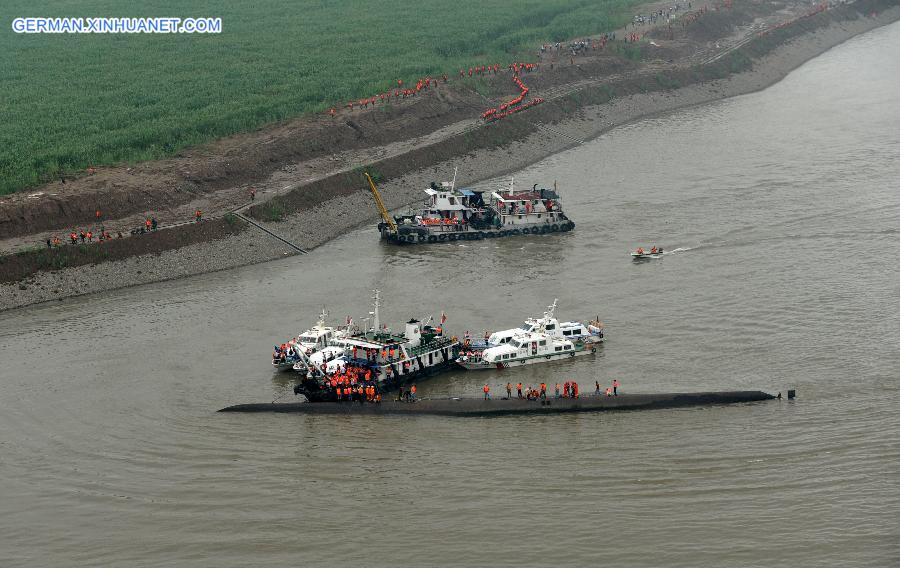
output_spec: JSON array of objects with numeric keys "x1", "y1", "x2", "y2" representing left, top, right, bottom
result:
[{"x1": 2, "y1": 22, "x2": 899, "y2": 567}]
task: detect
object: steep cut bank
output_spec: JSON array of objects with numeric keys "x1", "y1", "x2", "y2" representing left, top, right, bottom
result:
[{"x1": 2, "y1": 0, "x2": 897, "y2": 312}]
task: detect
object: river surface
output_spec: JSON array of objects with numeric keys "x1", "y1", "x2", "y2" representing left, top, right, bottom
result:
[{"x1": 2, "y1": 22, "x2": 900, "y2": 568}]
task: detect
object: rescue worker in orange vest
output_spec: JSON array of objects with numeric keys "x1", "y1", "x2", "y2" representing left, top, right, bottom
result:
[
  {"x1": 637, "y1": 247, "x2": 644, "y2": 254},
  {"x1": 516, "y1": 383, "x2": 523, "y2": 398},
  {"x1": 195, "y1": 209, "x2": 202, "y2": 222},
  {"x1": 410, "y1": 384, "x2": 417, "y2": 401},
  {"x1": 563, "y1": 381, "x2": 570, "y2": 397},
  {"x1": 613, "y1": 379, "x2": 620, "y2": 396},
  {"x1": 506, "y1": 382, "x2": 512, "y2": 398},
  {"x1": 145, "y1": 218, "x2": 152, "y2": 232},
  {"x1": 483, "y1": 384, "x2": 491, "y2": 400},
  {"x1": 70, "y1": 232, "x2": 77, "y2": 245},
  {"x1": 539, "y1": 382, "x2": 547, "y2": 399},
  {"x1": 572, "y1": 382, "x2": 579, "y2": 398},
  {"x1": 86, "y1": 231, "x2": 93, "y2": 242}
]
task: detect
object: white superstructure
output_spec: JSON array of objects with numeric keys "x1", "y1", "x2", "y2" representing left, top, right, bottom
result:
[{"x1": 457, "y1": 300, "x2": 600, "y2": 371}]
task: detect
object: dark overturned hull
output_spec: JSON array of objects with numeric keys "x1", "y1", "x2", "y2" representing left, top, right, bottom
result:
[
  {"x1": 221, "y1": 391, "x2": 775, "y2": 416},
  {"x1": 381, "y1": 220, "x2": 575, "y2": 245},
  {"x1": 295, "y1": 357, "x2": 459, "y2": 402}
]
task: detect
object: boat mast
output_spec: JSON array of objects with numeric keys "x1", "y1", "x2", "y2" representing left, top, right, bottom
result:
[
  {"x1": 450, "y1": 167, "x2": 458, "y2": 191},
  {"x1": 371, "y1": 290, "x2": 381, "y2": 333}
]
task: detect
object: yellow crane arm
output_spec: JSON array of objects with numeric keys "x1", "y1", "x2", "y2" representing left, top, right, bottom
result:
[{"x1": 365, "y1": 172, "x2": 397, "y2": 233}]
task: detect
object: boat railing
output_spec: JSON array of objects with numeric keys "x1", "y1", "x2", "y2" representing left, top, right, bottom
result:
[{"x1": 407, "y1": 336, "x2": 454, "y2": 357}]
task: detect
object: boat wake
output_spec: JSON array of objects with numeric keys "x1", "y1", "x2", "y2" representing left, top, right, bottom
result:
[{"x1": 663, "y1": 246, "x2": 695, "y2": 255}]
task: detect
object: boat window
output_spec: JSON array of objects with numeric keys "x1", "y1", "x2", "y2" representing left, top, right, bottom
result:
[
  {"x1": 563, "y1": 330, "x2": 571, "y2": 336},
  {"x1": 564, "y1": 345, "x2": 571, "y2": 350},
  {"x1": 449, "y1": 197, "x2": 456, "y2": 205},
  {"x1": 555, "y1": 346, "x2": 562, "y2": 352},
  {"x1": 545, "y1": 324, "x2": 555, "y2": 331},
  {"x1": 519, "y1": 325, "x2": 532, "y2": 331},
  {"x1": 539, "y1": 340, "x2": 546, "y2": 346}
]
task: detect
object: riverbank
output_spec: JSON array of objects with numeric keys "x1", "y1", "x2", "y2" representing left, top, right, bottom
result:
[{"x1": 2, "y1": 0, "x2": 897, "y2": 312}]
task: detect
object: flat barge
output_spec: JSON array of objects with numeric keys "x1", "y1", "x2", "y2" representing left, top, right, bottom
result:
[{"x1": 219, "y1": 390, "x2": 775, "y2": 417}]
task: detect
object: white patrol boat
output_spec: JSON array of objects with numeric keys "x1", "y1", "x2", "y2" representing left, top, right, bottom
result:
[
  {"x1": 294, "y1": 291, "x2": 461, "y2": 401},
  {"x1": 366, "y1": 171, "x2": 575, "y2": 245},
  {"x1": 456, "y1": 300, "x2": 599, "y2": 371},
  {"x1": 478, "y1": 299, "x2": 604, "y2": 349},
  {"x1": 271, "y1": 309, "x2": 350, "y2": 373}
]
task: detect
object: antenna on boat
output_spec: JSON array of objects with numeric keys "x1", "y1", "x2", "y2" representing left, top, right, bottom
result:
[
  {"x1": 450, "y1": 167, "x2": 458, "y2": 191},
  {"x1": 509, "y1": 177, "x2": 514, "y2": 196},
  {"x1": 554, "y1": 180, "x2": 557, "y2": 193},
  {"x1": 371, "y1": 290, "x2": 381, "y2": 334},
  {"x1": 317, "y1": 307, "x2": 327, "y2": 327}
]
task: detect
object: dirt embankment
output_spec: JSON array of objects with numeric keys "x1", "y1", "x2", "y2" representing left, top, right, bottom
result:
[{"x1": 1, "y1": 0, "x2": 898, "y2": 311}]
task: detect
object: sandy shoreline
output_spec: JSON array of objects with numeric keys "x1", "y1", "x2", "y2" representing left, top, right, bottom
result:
[{"x1": 2, "y1": 4, "x2": 898, "y2": 313}]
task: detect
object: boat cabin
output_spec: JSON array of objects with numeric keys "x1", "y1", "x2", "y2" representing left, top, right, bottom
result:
[{"x1": 492, "y1": 187, "x2": 564, "y2": 227}]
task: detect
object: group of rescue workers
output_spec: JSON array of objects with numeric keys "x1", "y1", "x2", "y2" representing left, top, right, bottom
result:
[
  {"x1": 481, "y1": 379, "x2": 621, "y2": 400},
  {"x1": 45, "y1": 207, "x2": 203, "y2": 251}
]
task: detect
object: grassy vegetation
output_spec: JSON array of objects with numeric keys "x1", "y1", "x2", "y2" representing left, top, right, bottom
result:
[{"x1": 0, "y1": 0, "x2": 643, "y2": 195}]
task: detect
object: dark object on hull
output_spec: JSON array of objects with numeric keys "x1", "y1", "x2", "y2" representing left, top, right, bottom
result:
[
  {"x1": 787, "y1": 389, "x2": 796, "y2": 399},
  {"x1": 220, "y1": 391, "x2": 774, "y2": 417}
]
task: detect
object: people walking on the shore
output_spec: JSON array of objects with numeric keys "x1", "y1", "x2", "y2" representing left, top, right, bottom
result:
[
  {"x1": 606, "y1": 387, "x2": 612, "y2": 397},
  {"x1": 250, "y1": 187, "x2": 256, "y2": 201},
  {"x1": 555, "y1": 383, "x2": 561, "y2": 398},
  {"x1": 595, "y1": 381, "x2": 601, "y2": 395},
  {"x1": 613, "y1": 379, "x2": 620, "y2": 396},
  {"x1": 483, "y1": 384, "x2": 491, "y2": 399},
  {"x1": 410, "y1": 384, "x2": 417, "y2": 401},
  {"x1": 516, "y1": 382, "x2": 523, "y2": 398},
  {"x1": 195, "y1": 209, "x2": 202, "y2": 222},
  {"x1": 506, "y1": 382, "x2": 512, "y2": 398}
]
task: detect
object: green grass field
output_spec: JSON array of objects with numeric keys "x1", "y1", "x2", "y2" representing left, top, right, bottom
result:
[{"x1": 1, "y1": 0, "x2": 641, "y2": 195}]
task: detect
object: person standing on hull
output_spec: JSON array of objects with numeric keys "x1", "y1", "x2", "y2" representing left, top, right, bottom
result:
[{"x1": 506, "y1": 383, "x2": 512, "y2": 399}]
